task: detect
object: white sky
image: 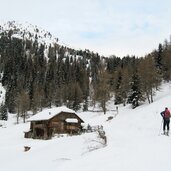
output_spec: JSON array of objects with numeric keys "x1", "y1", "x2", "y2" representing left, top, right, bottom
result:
[{"x1": 0, "y1": 0, "x2": 171, "y2": 57}]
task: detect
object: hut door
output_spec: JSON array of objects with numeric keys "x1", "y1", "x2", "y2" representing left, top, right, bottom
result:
[{"x1": 35, "y1": 128, "x2": 44, "y2": 138}]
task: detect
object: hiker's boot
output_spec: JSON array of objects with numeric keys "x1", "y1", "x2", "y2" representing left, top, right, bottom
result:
[{"x1": 167, "y1": 130, "x2": 169, "y2": 136}]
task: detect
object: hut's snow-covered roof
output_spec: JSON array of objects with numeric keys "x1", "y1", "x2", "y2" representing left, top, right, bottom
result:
[{"x1": 27, "y1": 106, "x2": 76, "y2": 121}]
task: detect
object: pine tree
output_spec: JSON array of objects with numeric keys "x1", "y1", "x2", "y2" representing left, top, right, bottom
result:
[
  {"x1": 16, "y1": 90, "x2": 30, "y2": 123},
  {"x1": 93, "y1": 63, "x2": 110, "y2": 114},
  {"x1": 66, "y1": 82, "x2": 83, "y2": 111},
  {"x1": 128, "y1": 71, "x2": 144, "y2": 109},
  {"x1": 154, "y1": 43, "x2": 163, "y2": 72},
  {"x1": 114, "y1": 70, "x2": 123, "y2": 105},
  {"x1": 0, "y1": 103, "x2": 8, "y2": 120},
  {"x1": 161, "y1": 44, "x2": 171, "y2": 81},
  {"x1": 120, "y1": 67, "x2": 130, "y2": 106}
]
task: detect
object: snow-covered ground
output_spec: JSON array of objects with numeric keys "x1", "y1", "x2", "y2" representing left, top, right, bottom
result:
[{"x1": 0, "y1": 83, "x2": 171, "y2": 171}]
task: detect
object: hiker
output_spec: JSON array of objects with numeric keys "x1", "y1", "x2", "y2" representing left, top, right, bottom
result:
[{"x1": 160, "y1": 107, "x2": 171, "y2": 135}]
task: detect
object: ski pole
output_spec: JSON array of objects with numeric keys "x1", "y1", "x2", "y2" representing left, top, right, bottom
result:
[{"x1": 158, "y1": 119, "x2": 163, "y2": 136}]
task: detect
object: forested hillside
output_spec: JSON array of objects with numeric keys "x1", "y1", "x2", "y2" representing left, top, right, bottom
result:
[{"x1": 0, "y1": 21, "x2": 171, "y2": 121}]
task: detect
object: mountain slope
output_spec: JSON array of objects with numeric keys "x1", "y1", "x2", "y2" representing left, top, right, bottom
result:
[
  {"x1": 0, "y1": 21, "x2": 58, "y2": 46},
  {"x1": 0, "y1": 82, "x2": 171, "y2": 171}
]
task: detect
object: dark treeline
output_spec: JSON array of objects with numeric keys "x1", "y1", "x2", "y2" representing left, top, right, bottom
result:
[{"x1": 0, "y1": 28, "x2": 171, "y2": 121}]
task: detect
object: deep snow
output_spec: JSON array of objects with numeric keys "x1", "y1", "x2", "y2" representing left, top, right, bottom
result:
[{"x1": 0, "y1": 83, "x2": 171, "y2": 171}]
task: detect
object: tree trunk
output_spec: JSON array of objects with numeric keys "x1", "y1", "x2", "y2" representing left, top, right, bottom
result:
[
  {"x1": 146, "y1": 91, "x2": 151, "y2": 104},
  {"x1": 150, "y1": 89, "x2": 153, "y2": 103}
]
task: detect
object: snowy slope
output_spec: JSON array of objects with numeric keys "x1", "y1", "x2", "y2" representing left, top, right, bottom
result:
[
  {"x1": 0, "y1": 21, "x2": 58, "y2": 46},
  {"x1": 0, "y1": 21, "x2": 60, "y2": 59},
  {"x1": 0, "y1": 83, "x2": 171, "y2": 171},
  {"x1": 0, "y1": 21, "x2": 89, "y2": 60}
]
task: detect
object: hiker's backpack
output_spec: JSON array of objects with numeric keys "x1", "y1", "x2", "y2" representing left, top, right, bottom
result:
[{"x1": 164, "y1": 109, "x2": 171, "y2": 119}]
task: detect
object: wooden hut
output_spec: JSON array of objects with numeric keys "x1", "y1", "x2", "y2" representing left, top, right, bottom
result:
[{"x1": 24, "y1": 106, "x2": 84, "y2": 139}]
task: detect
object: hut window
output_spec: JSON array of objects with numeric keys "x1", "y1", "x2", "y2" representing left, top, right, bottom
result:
[{"x1": 65, "y1": 118, "x2": 78, "y2": 123}]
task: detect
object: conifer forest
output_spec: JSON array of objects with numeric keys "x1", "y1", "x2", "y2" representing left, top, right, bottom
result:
[{"x1": 0, "y1": 21, "x2": 171, "y2": 120}]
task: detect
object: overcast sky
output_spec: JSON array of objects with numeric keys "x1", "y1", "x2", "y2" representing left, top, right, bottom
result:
[{"x1": 0, "y1": 0, "x2": 171, "y2": 57}]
